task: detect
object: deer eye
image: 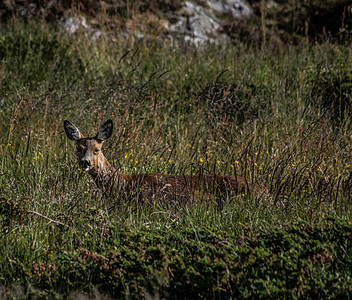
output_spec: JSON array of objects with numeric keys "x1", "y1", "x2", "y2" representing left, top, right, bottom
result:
[{"x1": 94, "y1": 149, "x2": 100, "y2": 153}]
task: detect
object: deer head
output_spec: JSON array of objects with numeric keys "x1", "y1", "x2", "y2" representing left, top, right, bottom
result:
[{"x1": 64, "y1": 119, "x2": 113, "y2": 172}]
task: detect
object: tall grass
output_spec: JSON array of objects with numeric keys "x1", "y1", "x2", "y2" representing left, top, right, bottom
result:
[{"x1": 1, "y1": 19, "x2": 352, "y2": 298}]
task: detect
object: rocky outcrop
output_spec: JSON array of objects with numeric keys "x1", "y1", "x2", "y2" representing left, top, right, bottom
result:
[
  {"x1": 169, "y1": 0, "x2": 253, "y2": 44},
  {"x1": 59, "y1": 0, "x2": 253, "y2": 45},
  {"x1": 2, "y1": 0, "x2": 351, "y2": 45}
]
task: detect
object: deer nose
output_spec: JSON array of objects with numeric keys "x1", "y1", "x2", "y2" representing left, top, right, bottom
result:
[{"x1": 80, "y1": 160, "x2": 91, "y2": 172}]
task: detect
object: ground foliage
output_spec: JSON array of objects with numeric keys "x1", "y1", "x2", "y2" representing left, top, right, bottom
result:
[{"x1": 2, "y1": 206, "x2": 352, "y2": 299}]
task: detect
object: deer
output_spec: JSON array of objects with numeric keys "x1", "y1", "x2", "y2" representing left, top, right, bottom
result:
[{"x1": 64, "y1": 119, "x2": 268, "y2": 200}]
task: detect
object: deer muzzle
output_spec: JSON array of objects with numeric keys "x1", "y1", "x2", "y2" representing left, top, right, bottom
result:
[{"x1": 80, "y1": 159, "x2": 91, "y2": 172}]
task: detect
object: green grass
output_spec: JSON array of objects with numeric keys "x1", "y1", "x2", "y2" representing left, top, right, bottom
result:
[{"x1": 1, "y1": 19, "x2": 352, "y2": 298}]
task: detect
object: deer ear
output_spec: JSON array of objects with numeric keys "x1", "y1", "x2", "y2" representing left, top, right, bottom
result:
[
  {"x1": 64, "y1": 120, "x2": 83, "y2": 141},
  {"x1": 96, "y1": 119, "x2": 113, "y2": 141}
]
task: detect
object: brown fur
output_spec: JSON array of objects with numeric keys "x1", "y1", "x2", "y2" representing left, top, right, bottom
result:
[{"x1": 64, "y1": 120, "x2": 268, "y2": 199}]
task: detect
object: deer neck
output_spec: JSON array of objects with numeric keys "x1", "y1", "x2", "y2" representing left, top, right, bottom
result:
[{"x1": 88, "y1": 154, "x2": 122, "y2": 189}]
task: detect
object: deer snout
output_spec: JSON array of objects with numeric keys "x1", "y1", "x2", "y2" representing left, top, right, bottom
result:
[{"x1": 80, "y1": 159, "x2": 91, "y2": 172}]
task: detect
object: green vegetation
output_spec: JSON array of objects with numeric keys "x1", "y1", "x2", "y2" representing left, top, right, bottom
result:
[{"x1": 1, "y1": 16, "x2": 352, "y2": 298}]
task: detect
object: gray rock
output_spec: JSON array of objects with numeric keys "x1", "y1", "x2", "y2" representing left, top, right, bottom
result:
[
  {"x1": 60, "y1": 15, "x2": 102, "y2": 40},
  {"x1": 207, "y1": 0, "x2": 253, "y2": 17},
  {"x1": 61, "y1": 15, "x2": 89, "y2": 35},
  {"x1": 169, "y1": 0, "x2": 253, "y2": 44},
  {"x1": 170, "y1": 1, "x2": 222, "y2": 44}
]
